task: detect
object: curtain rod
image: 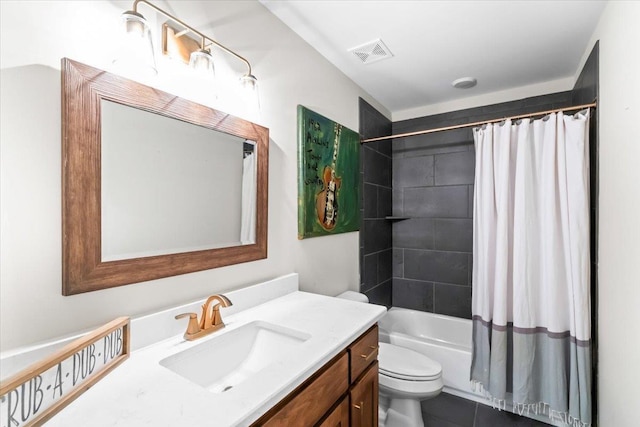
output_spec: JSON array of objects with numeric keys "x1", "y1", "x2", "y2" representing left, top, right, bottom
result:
[{"x1": 360, "y1": 102, "x2": 597, "y2": 144}]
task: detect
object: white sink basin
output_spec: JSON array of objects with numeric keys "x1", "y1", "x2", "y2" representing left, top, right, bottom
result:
[{"x1": 160, "y1": 321, "x2": 311, "y2": 393}]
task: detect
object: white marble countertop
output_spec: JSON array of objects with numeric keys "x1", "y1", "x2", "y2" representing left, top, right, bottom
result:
[{"x1": 42, "y1": 278, "x2": 386, "y2": 426}]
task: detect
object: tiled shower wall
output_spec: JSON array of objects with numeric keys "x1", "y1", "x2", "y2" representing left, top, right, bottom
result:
[
  {"x1": 359, "y1": 98, "x2": 393, "y2": 306},
  {"x1": 571, "y1": 41, "x2": 599, "y2": 423},
  {"x1": 390, "y1": 92, "x2": 574, "y2": 319}
]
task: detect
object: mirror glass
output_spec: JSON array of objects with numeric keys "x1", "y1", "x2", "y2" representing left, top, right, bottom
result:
[{"x1": 101, "y1": 100, "x2": 257, "y2": 261}]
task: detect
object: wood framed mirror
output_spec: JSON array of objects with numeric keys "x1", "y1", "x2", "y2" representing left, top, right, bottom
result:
[{"x1": 62, "y1": 58, "x2": 268, "y2": 295}]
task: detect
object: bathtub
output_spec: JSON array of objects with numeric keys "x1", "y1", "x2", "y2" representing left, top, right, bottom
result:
[{"x1": 378, "y1": 307, "x2": 479, "y2": 401}]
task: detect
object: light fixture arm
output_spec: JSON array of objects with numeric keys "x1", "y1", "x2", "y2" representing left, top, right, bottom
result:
[{"x1": 132, "y1": 0, "x2": 253, "y2": 76}]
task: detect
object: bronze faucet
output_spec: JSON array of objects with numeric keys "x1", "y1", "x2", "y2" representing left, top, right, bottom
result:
[{"x1": 175, "y1": 294, "x2": 233, "y2": 341}]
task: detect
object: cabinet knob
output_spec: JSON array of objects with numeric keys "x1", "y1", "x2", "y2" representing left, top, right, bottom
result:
[{"x1": 353, "y1": 401, "x2": 363, "y2": 410}]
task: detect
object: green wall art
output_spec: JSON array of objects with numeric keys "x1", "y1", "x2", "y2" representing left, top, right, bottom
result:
[{"x1": 297, "y1": 106, "x2": 360, "y2": 239}]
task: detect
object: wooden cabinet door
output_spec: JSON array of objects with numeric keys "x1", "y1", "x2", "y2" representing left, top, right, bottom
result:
[
  {"x1": 316, "y1": 396, "x2": 350, "y2": 427},
  {"x1": 350, "y1": 362, "x2": 378, "y2": 427},
  {"x1": 256, "y1": 353, "x2": 349, "y2": 426}
]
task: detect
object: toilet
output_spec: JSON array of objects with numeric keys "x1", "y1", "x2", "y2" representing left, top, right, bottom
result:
[{"x1": 337, "y1": 292, "x2": 443, "y2": 427}]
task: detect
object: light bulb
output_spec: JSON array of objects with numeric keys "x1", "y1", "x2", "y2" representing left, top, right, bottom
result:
[
  {"x1": 189, "y1": 49, "x2": 215, "y2": 77},
  {"x1": 112, "y1": 11, "x2": 157, "y2": 78},
  {"x1": 240, "y1": 74, "x2": 260, "y2": 113}
]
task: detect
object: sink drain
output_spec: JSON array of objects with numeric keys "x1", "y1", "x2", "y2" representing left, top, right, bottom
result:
[{"x1": 222, "y1": 385, "x2": 233, "y2": 392}]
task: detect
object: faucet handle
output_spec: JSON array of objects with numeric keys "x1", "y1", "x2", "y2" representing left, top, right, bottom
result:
[{"x1": 175, "y1": 312, "x2": 201, "y2": 337}]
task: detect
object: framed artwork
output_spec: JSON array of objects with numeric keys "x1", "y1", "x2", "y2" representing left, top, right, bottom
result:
[{"x1": 297, "y1": 106, "x2": 360, "y2": 239}]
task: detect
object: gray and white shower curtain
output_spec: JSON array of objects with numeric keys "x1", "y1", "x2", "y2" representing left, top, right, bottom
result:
[
  {"x1": 240, "y1": 148, "x2": 256, "y2": 244},
  {"x1": 470, "y1": 111, "x2": 592, "y2": 427}
]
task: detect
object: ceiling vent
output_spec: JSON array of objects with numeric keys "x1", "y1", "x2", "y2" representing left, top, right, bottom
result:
[{"x1": 348, "y1": 39, "x2": 393, "y2": 65}]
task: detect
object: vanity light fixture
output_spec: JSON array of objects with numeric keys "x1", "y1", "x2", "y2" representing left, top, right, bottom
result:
[
  {"x1": 115, "y1": 0, "x2": 259, "y2": 109},
  {"x1": 113, "y1": 10, "x2": 157, "y2": 76}
]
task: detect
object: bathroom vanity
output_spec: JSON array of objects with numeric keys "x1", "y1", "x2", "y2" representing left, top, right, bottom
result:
[
  {"x1": 252, "y1": 324, "x2": 379, "y2": 426},
  {"x1": 1, "y1": 274, "x2": 385, "y2": 426}
]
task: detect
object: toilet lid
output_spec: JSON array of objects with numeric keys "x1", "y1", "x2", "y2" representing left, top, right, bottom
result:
[{"x1": 378, "y1": 343, "x2": 442, "y2": 381}]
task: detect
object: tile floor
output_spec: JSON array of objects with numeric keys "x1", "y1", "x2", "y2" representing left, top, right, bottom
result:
[{"x1": 421, "y1": 392, "x2": 552, "y2": 427}]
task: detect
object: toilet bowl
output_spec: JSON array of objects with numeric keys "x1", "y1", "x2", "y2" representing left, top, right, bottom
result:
[{"x1": 336, "y1": 292, "x2": 444, "y2": 427}]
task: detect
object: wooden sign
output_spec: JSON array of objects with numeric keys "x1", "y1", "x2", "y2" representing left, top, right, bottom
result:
[{"x1": 0, "y1": 317, "x2": 130, "y2": 427}]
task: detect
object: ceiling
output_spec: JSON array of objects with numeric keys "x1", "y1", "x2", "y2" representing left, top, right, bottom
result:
[{"x1": 259, "y1": 0, "x2": 606, "y2": 115}]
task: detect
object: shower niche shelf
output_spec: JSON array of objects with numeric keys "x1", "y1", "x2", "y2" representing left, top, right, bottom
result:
[{"x1": 385, "y1": 216, "x2": 410, "y2": 221}]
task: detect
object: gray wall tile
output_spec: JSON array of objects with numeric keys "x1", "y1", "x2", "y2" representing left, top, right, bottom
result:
[
  {"x1": 364, "y1": 147, "x2": 391, "y2": 187},
  {"x1": 435, "y1": 151, "x2": 475, "y2": 186},
  {"x1": 362, "y1": 253, "x2": 378, "y2": 293},
  {"x1": 393, "y1": 128, "x2": 472, "y2": 158},
  {"x1": 363, "y1": 219, "x2": 391, "y2": 254},
  {"x1": 404, "y1": 250, "x2": 469, "y2": 285},
  {"x1": 392, "y1": 248, "x2": 403, "y2": 278},
  {"x1": 393, "y1": 218, "x2": 435, "y2": 249},
  {"x1": 365, "y1": 280, "x2": 392, "y2": 308},
  {"x1": 392, "y1": 278, "x2": 433, "y2": 312},
  {"x1": 393, "y1": 156, "x2": 434, "y2": 188},
  {"x1": 368, "y1": 139, "x2": 392, "y2": 158},
  {"x1": 378, "y1": 249, "x2": 392, "y2": 284},
  {"x1": 434, "y1": 219, "x2": 473, "y2": 252},
  {"x1": 395, "y1": 139, "x2": 471, "y2": 158},
  {"x1": 359, "y1": 99, "x2": 392, "y2": 292},
  {"x1": 393, "y1": 112, "x2": 470, "y2": 134},
  {"x1": 392, "y1": 189, "x2": 403, "y2": 216},
  {"x1": 404, "y1": 186, "x2": 469, "y2": 218},
  {"x1": 363, "y1": 183, "x2": 378, "y2": 219},
  {"x1": 434, "y1": 283, "x2": 472, "y2": 319},
  {"x1": 359, "y1": 98, "x2": 391, "y2": 140},
  {"x1": 378, "y1": 186, "x2": 392, "y2": 217}
]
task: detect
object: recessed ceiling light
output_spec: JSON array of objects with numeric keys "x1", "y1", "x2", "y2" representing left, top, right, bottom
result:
[{"x1": 452, "y1": 77, "x2": 477, "y2": 89}]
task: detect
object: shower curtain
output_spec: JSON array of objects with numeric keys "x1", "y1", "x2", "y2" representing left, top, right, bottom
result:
[
  {"x1": 240, "y1": 150, "x2": 256, "y2": 244},
  {"x1": 470, "y1": 111, "x2": 592, "y2": 427}
]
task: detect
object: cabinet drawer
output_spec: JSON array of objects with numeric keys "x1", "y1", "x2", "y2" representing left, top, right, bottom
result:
[
  {"x1": 349, "y1": 325, "x2": 378, "y2": 382},
  {"x1": 259, "y1": 352, "x2": 349, "y2": 427}
]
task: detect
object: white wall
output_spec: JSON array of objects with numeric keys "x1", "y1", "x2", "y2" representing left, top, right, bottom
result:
[
  {"x1": 576, "y1": 2, "x2": 640, "y2": 426},
  {"x1": 0, "y1": 0, "x2": 390, "y2": 350},
  {"x1": 393, "y1": 76, "x2": 575, "y2": 121}
]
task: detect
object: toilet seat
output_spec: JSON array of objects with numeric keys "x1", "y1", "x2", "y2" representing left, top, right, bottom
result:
[{"x1": 378, "y1": 343, "x2": 442, "y2": 381}]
